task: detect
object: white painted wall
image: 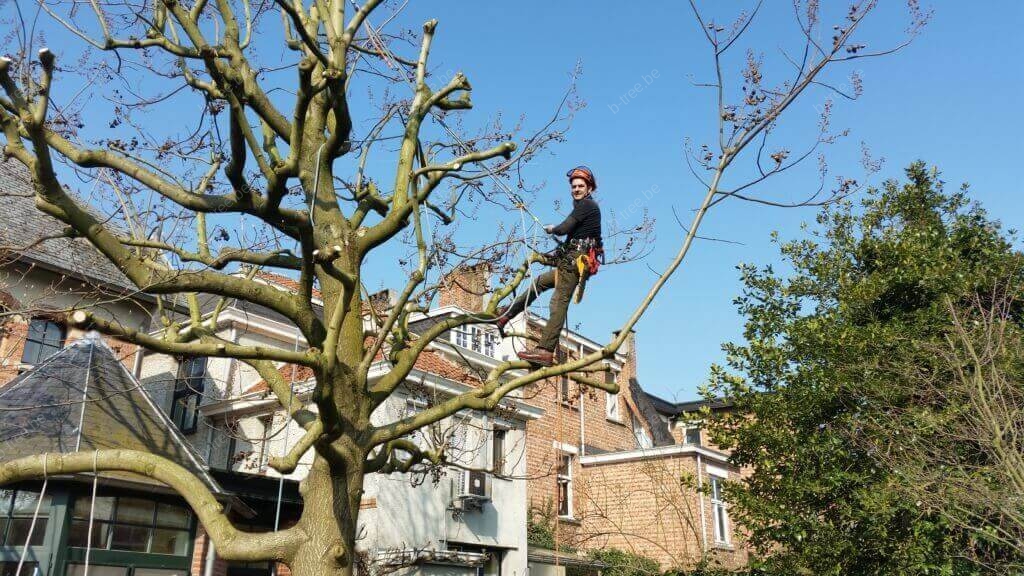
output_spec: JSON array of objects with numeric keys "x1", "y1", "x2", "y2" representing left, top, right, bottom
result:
[{"x1": 138, "y1": 314, "x2": 536, "y2": 575}]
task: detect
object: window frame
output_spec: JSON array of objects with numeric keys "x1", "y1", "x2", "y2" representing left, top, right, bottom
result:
[
  {"x1": 0, "y1": 488, "x2": 51, "y2": 547},
  {"x1": 632, "y1": 413, "x2": 652, "y2": 448},
  {"x1": 683, "y1": 424, "x2": 702, "y2": 446},
  {"x1": 68, "y1": 494, "x2": 194, "y2": 557},
  {"x1": 21, "y1": 318, "x2": 66, "y2": 366},
  {"x1": 605, "y1": 371, "x2": 620, "y2": 421},
  {"x1": 452, "y1": 326, "x2": 469, "y2": 348},
  {"x1": 491, "y1": 428, "x2": 507, "y2": 477},
  {"x1": 709, "y1": 476, "x2": 730, "y2": 545},
  {"x1": 556, "y1": 452, "x2": 574, "y2": 519},
  {"x1": 170, "y1": 356, "x2": 207, "y2": 434}
]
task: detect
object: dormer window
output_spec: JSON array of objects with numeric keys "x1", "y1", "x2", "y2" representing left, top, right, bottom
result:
[{"x1": 451, "y1": 325, "x2": 496, "y2": 357}]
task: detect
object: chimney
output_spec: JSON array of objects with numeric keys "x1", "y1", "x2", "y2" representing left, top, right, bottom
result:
[{"x1": 438, "y1": 263, "x2": 490, "y2": 312}]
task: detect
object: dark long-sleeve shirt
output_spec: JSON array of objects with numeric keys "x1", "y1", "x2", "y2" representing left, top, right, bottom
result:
[{"x1": 550, "y1": 197, "x2": 602, "y2": 242}]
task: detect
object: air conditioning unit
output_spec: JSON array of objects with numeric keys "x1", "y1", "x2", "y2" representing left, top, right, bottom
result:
[{"x1": 451, "y1": 469, "x2": 491, "y2": 514}]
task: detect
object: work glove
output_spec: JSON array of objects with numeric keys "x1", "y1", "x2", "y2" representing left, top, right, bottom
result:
[{"x1": 543, "y1": 224, "x2": 556, "y2": 234}]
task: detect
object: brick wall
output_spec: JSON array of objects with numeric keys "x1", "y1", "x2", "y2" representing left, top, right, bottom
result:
[
  {"x1": 577, "y1": 454, "x2": 748, "y2": 572},
  {"x1": 438, "y1": 264, "x2": 490, "y2": 312},
  {"x1": 522, "y1": 332, "x2": 651, "y2": 547},
  {"x1": 0, "y1": 315, "x2": 138, "y2": 388},
  {"x1": 0, "y1": 315, "x2": 28, "y2": 384}
]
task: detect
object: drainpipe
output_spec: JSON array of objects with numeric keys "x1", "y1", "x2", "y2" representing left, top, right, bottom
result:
[
  {"x1": 203, "y1": 539, "x2": 217, "y2": 576},
  {"x1": 577, "y1": 344, "x2": 585, "y2": 456},
  {"x1": 696, "y1": 453, "x2": 708, "y2": 554},
  {"x1": 131, "y1": 339, "x2": 144, "y2": 379}
]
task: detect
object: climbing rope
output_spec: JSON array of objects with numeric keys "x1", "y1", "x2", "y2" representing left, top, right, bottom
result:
[
  {"x1": 16, "y1": 454, "x2": 49, "y2": 576},
  {"x1": 274, "y1": 332, "x2": 302, "y2": 533},
  {"x1": 83, "y1": 451, "x2": 100, "y2": 576}
]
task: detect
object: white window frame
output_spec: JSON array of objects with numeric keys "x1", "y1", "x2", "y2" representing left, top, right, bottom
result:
[
  {"x1": 710, "y1": 475, "x2": 730, "y2": 545},
  {"x1": 632, "y1": 413, "x2": 652, "y2": 448},
  {"x1": 605, "y1": 370, "x2": 620, "y2": 421},
  {"x1": 683, "y1": 423, "x2": 702, "y2": 446},
  {"x1": 482, "y1": 329, "x2": 495, "y2": 357},
  {"x1": 605, "y1": 392, "x2": 619, "y2": 421},
  {"x1": 470, "y1": 326, "x2": 482, "y2": 353},
  {"x1": 556, "y1": 452, "x2": 574, "y2": 519},
  {"x1": 452, "y1": 326, "x2": 469, "y2": 348}
]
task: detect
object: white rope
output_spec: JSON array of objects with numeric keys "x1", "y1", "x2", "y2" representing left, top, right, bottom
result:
[
  {"x1": 83, "y1": 451, "x2": 99, "y2": 576},
  {"x1": 274, "y1": 332, "x2": 301, "y2": 532},
  {"x1": 15, "y1": 455, "x2": 49, "y2": 576}
]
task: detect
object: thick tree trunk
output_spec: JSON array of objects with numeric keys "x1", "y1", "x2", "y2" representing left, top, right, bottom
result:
[{"x1": 289, "y1": 454, "x2": 365, "y2": 576}]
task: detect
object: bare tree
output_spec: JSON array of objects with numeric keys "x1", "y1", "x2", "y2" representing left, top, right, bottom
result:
[{"x1": 0, "y1": 1, "x2": 926, "y2": 574}]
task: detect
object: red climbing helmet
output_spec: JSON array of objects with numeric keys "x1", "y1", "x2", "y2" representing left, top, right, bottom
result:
[{"x1": 566, "y1": 165, "x2": 597, "y2": 191}]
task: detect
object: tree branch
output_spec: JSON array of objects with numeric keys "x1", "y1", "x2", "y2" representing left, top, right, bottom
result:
[{"x1": 0, "y1": 451, "x2": 303, "y2": 561}]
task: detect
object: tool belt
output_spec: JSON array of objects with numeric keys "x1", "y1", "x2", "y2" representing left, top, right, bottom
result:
[{"x1": 550, "y1": 238, "x2": 604, "y2": 303}]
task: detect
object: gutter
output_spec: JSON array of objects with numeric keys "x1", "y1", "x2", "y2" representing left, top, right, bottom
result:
[{"x1": 579, "y1": 444, "x2": 732, "y2": 467}]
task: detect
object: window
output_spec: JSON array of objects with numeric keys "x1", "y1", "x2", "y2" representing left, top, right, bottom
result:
[
  {"x1": 710, "y1": 476, "x2": 730, "y2": 545},
  {"x1": 632, "y1": 413, "x2": 652, "y2": 448},
  {"x1": 226, "y1": 560, "x2": 274, "y2": 576},
  {"x1": 452, "y1": 326, "x2": 496, "y2": 357},
  {"x1": 171, "y1": 357, "x2": 206, "y2": 433},
  {"x1": 65, "y1": 565, "x2": 128, "y2": 576},
  {"x1": 559, "y1": 375, "x2": 572, "y2": 405},
  {"x1": 470, "y1": 327, "x2": 482, "y2": 353},
  {"x1": 453, "y1": 326, "x2": 469, "y2": 348},
  {"x1": 68, "y1": 495, "x2": 192, "y2": 556},
  {"x1": 21, "y1": 318, "x2": 65, "y2": 365},
  {"x1": 556, "y1": 453, "x2": 573, "y2": 518},
  {"x1": 0, "y1": 489, "x2": 50, "y2": 547},
  {"x1": 492, "y1": 429, "x2": 506, "y2": 476},
  {"x1": 605, "y1": 371, "x2": 619, "y2": 421},
  {"x1": 684, "y1": 424, "x2": 702, "y2": 446},
  {"x1": 482, "y1": 329, "x2": 495, "y2": 357},
  {"x1": 0, "y1": 562, "x2": 39, "y2": 576}
]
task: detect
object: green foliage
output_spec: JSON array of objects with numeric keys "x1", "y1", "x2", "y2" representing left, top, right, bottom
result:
[
  {"x1": 527, "y1": 499, "x2": 575, "y2": 552},
  {"x1": 587, "y1": 547, "x2": 662, "y2": 576},
  {"x1": 706, "y1": 162, "x2": 1023, "y2": 576}
]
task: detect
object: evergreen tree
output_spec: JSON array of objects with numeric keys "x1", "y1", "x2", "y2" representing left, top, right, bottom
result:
[{"x1": 707, "y1": 162, "x2": 1023, "y2": 575}]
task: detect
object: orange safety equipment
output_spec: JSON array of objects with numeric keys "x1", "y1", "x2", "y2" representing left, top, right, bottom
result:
[{"x1": 566, "y1": 165, "x2": 597, "y2": 191}]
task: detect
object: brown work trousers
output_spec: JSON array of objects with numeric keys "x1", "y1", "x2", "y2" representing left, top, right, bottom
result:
[{"x1": 504, "y1": 249, "x2": 582, "y2": 351}]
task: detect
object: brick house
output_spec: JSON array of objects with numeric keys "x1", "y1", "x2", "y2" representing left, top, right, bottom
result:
[
  {"x1": 434, "y1": 266, "x2": 748, "y2": 574},
  {"x1": 0, "y1": 153, "x2": 751, "y2": 574}
]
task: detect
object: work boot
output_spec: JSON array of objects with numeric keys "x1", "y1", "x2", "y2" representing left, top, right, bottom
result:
[{"x1": 517, "y1": 347, "x2": 554, "y2": 367}]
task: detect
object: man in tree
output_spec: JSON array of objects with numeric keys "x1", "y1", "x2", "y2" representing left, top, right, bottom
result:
[{"x1": 498, "y1": 166, "x2": 602, "y2": 366}]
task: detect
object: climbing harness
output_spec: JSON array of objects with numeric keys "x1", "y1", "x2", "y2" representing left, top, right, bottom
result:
[{"x1": 573, "y1": 244, "x2": 604, "y2": 304}]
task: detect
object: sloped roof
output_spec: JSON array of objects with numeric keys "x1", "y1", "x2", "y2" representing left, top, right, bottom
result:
[
  {"x1": 628, "y1": 378, "x2": 676, "y2": 447},
  {"x1": 0, "y1": 161, "x2": 137, "y2": 292},
  {"x1": 0, "y1": 335, "x2": 223, "y2": 495},
  {"x1": 643, "y1": 391, "x2": 733, "y2": 417}
]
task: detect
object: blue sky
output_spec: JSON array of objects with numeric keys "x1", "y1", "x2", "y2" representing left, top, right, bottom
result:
[
  {"x1": 379, "y1": 1, "x2": 1023, "y2": 401},
  {"x1": 16, "y1": 1, "x2": 1023, "y2": 401}
]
